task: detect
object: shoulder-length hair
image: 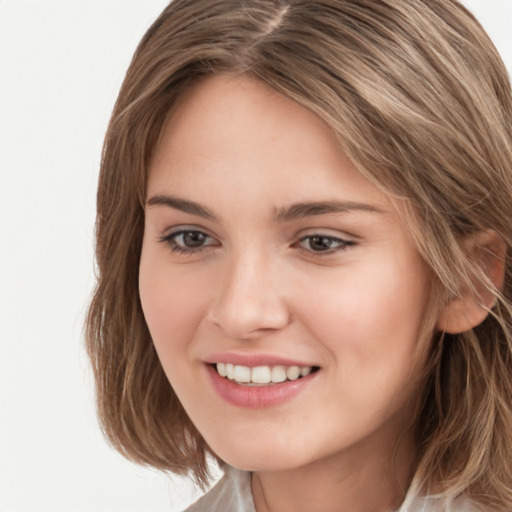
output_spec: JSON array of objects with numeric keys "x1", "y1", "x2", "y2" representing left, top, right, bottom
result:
[{"x1": 86, "y1": 0, "x2": 512, "y2": 508}]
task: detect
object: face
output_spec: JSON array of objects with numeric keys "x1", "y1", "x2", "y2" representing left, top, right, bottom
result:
[{"x1": 139, "y1": 75, "x2": 434, "y2": 472}]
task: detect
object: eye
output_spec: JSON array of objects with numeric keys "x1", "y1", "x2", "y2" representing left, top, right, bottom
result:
[
  {"x1": 296, "y1": 234, "x2": 355, "y2": 253},
  {"x1": 158, "y1": 229, "x2": 219, "y2": 255}
]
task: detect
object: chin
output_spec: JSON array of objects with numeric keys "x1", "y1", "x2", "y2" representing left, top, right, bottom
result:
[
  {"x1": 208, "y1": 437, "x2": 314, "y2": 473},
  {"x1": 221, "y1": 454, "x2": 307, "y2": 473}
]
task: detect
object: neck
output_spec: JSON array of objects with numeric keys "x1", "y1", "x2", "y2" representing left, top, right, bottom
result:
[{"x1": 251, "y1": 425, "x2": 416, "y2": 512}]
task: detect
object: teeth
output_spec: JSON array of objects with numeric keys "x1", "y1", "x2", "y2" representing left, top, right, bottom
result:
[
  {"x1": 271, "y1": 365, "x2": 287, "y2": 383},
  {"x1": 300, "y1": 366, "x2": 311, "y2": 377},
  {"x1": 286, "y1": 366, "x2": 300, "y2": 381},
  {"x1": 251, "y1": 366, "x2": 271, "y2": 384},
  {"x1": 215, "y1": 363, "x2": 314, "y2": 385},
  {"x1": 233, "y1": 365, "x2": 251, "y2": 383},
  {"x1": 217, "y1": 362, "x2": 227, "y2": 377}
]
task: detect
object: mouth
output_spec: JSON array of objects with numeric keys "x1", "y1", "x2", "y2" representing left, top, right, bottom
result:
[
  {"x1": 212, "y1": 362, "x2": 320, "y2": 386},
  {"x1": 206, "y1": 360, "x2": 320, "y2": 408}
]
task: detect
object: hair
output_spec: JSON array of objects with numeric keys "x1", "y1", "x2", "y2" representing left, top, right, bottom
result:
[{"x1": 86, "y1": 0, "x2": 512, "y2": 508}]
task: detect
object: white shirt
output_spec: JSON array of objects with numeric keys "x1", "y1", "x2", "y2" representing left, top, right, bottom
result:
[{"x1": 184, "y1": 466, "x2": 482, "y2": 512}]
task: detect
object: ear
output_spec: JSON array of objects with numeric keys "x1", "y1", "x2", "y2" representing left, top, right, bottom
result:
[{"x1": 437, "y1": 230, "x2": 506, "y2": 334}]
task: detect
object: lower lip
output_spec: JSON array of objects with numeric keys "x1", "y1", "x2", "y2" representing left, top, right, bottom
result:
[{"x1": 206, "y1": 364, "x2": 317, "y2": 408}]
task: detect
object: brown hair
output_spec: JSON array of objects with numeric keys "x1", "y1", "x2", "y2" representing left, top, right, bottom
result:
[{"x1": 86, "y1": 0, "x2": 512, "y2": 507}]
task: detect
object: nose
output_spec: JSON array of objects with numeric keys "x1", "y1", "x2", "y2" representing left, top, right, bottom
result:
[{"x1": 207, "y1": 251, "x2": 291, "y2": 340}]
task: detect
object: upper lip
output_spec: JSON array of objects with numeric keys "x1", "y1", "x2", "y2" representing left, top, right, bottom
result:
[{"x1": 204, "y1": 352, "x2": 318, "y2": 368}]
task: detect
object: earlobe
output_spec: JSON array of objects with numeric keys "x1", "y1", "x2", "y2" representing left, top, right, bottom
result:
[
  {"x1": 437, "y1": 295, "x2": 491, "y2": 335},
  {"x1": 436, "y1": 230, "x2": 506, "y2": 334}
]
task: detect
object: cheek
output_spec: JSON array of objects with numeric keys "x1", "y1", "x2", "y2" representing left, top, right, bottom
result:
[
  {"x1": 294, "y1": 257, "x2": 431, "y2": 369},
  {"x1": 296, "y1": 265, "x2": 431, "y2": 433},
  {"x1": 138, "y1": 250, "x2": 208, "y2": 361}
]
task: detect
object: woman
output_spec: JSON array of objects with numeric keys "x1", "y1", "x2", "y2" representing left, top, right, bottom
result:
[{"x1": 87, "y1": 1, "x2": 512, "y2": 510}]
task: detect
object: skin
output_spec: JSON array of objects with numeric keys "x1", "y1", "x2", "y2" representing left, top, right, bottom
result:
[{"x1": 139, "y1": 75, "x2": 437, "y2": 512}]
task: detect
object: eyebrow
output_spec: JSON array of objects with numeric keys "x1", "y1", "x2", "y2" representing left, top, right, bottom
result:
[
  {"x1": 273, "y1": 201, "x2": 384, "y2": 222},
  {"x1": 146, "y1": 194, "x2": 216, "y2": 219},
  {"x1": 146, "y1": 194, "x2": 384, "y2": 222}
]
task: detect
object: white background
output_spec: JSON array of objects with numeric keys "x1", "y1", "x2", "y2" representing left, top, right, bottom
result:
[{"x1": 0, "y1": 1, "x2": 510, "y2": 511}]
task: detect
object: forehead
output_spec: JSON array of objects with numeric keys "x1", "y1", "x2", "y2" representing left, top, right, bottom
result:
[
  {"x1": 152, "y1": 75, "x2": 335, "y2": 172},
  {"x1": 147, "y1": 75, "x2": 390, "y2": 212}
]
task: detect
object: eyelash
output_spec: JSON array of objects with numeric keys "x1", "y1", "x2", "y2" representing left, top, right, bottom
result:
[
  {"x1": 158, "y1": 230, "x2": 356, "y2": 256},
  {"x1": 157, "y1": 230, "x2": 218, "y2": 255},
  {"x1": 294, "y1": 234, "x2": 356, "y2": 254}
]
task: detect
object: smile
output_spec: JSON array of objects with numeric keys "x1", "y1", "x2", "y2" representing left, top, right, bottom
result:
[
  {"x1": 207, "y1": 362, "x2": 320, "y2": 408},
  {"x1": 215, "y1": 363, "x2": 314, "y2": 386}
]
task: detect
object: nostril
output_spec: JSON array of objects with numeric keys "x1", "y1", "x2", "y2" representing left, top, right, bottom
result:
[{"x1": 207, "y1": 302, "x2": 291, "y2": 341}]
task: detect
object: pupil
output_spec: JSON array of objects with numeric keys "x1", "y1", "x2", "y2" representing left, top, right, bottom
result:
[
  {"x1": 184, "y1": 231, "x2": 206, "y2": 247},
  {"x1": 310, "y1": 236, "x2": 331, "y2": 251}
]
